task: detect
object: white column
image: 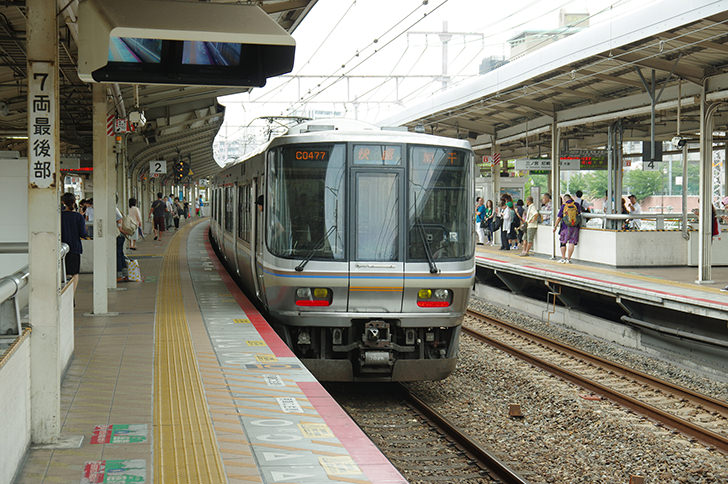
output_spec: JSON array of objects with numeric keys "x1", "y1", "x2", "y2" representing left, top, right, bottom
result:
[
  {"x1": 698, "y1": 84, "x2": 713, "y2": 283},
  {"x1": 550, "y1": 120, "x2": 560, "y2": 259},
  {"x1": 107, "y1": 136, "x2": 117, "y2": 287},
  {"x1": 93, "y1": 84, "x2": 110, "y2": 313},
  {"x1": 27, "y1": 0, "x2": 61, "y2": 443}
]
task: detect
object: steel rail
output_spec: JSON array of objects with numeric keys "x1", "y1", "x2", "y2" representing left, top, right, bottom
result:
[
  {"x1": 463, "y1": 311, "x2": 728, "y2": 453},
  {"x1": 399, "y1": 384, "x2": 530, "y2": 484},
  {"x1": 466, "y1": 309, "x2": 728, "y2": 417}
]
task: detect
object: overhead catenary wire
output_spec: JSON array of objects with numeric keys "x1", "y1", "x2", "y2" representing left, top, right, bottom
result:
[
  {"x1": 287, "y1": 0, "x2": 452, "y2": 113},
  {"x1": 251, "y1": 0, "x2": 359, "y2": 104}
]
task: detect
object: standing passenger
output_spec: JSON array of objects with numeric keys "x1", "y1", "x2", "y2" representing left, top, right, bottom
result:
[
  {"x1": 60, "y1": 192, "x2": 88, "y2": 277},
  {"x1": 499, "y1": 200, "x2": 513, "y2": 250},
  {"x1": 553, "y1": 194, "x2": 581, "y2": 263},
  {"x1": 149, "y1": 192, "x2": 166, "y2": 241},
  {"x1": 541, "y1": 193, "x2": 552, "y2": 225},
  {"x1": 521, "y1": 196, "x2": 539, "y2": 256},
  {"x1": 484, "y1": 200, "x2": 495, "y2": 245},
  {"x1": 127, "y1": 198, "x2": 143, "y2": 250},
  {"x1": 475, "y1": 198, "x2": 486, "y2": 245}
]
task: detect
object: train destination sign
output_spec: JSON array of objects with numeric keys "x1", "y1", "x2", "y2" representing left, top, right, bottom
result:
[{"x1": 353, "y1": 144, "x2": 401, "y2": 165}]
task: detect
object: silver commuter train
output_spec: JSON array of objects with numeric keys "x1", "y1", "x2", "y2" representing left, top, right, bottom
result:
[{"x1": 209, "y1": 120, "x2": 475, "y2": 381}]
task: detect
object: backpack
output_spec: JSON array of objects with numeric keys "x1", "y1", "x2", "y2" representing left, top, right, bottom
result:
[
  {"x1": 120, "y1": 214, "x2": 138, "y2": 236},
  {"x1": 563, "y1": 201, "x2": 581, "y2": 227}
]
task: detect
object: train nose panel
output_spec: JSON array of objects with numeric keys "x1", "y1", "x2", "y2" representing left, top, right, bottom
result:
[{"x1": 348, "y1": 263, "x2": 404, "y2": 312}]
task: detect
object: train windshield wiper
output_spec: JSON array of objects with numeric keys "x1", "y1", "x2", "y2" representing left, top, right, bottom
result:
[
  {"x1": 295, "y1": 225, "x2": 337, "y2": 272},
  {"x1": 416, "y1": 219, "x2": 439, "y2": 274}
]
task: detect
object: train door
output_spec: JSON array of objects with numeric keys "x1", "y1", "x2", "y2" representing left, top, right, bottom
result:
[
  {"x1": 348, "y1": 168, "x2": 405, "y2": 312},
  {"x1": 252, "y1": 175, "x2": 267, "y2": 304},
  {"x1": 232, "y1": 183, "x2": 240, "y2": 276}
]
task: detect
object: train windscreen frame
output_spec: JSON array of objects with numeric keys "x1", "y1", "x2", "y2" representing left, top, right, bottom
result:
[
  {"x1": 267, "y1": 144, "x2": 347, "y2": 261},
  {"x1": 407, "y1": 146, "x2": 473, "y2": 262}
]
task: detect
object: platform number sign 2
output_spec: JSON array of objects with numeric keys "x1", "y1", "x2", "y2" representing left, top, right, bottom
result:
[
  {"x1": 29, "y1": 61, "x2": 55, "y2": 189},
  {"x1": 150, "y1": 160, "x2": 167, "y2": 177}
]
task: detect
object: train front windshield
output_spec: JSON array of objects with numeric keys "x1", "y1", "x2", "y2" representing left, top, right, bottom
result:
[
  {"x1": 267, "y1": 142, "x2": 472, "y2": 262},
  {"x1": 408, "y1": 146, "x2": 472, "y2": 261},
  {"x1": 268, "y1": 144, "x2": 347, "y2": 260}
]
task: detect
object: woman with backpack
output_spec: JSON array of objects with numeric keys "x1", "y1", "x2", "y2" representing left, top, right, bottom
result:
[
  {"x1": 126, "y1": 198, "x2": 143, "y2": 250},
  {"x1": 552, "y1": 193, "x2": 581, "y2": 263}
]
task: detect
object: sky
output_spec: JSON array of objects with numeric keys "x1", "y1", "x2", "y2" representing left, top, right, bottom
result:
[{"x1": 214, "y1": 0, "x2": 658, "y2": 164}]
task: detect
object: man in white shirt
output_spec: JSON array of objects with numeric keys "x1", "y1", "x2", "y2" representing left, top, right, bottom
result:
[
  {"x1": 541, "y1": 193, "x2": 552, "y2": 225},
  {"x1": 627, "y1": 194, "x2": 642, "y2": 229},
  {"x1": 574, "y1": 190, "x2": 591, "y2": 213}
]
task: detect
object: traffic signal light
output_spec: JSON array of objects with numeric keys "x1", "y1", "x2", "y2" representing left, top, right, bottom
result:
[{"x1": 174, "y1": 160, "x2": 189, "y2": 180}]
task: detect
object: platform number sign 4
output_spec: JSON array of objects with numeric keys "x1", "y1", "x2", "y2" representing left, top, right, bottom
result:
[
  {"x1": 150, "y1": 160, "x2": 167, "y2": 177},
  {"x1": 29, "y1": 61, "x2": 55, "y2": 188},
  {"x1": 643, "y1": 160, "x2": 660, "y2": 171}
]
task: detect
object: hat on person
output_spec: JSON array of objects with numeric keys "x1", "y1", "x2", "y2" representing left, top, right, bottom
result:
[
  {"x1": 628, "y1": 194, "x2": 636, "y2": 199},
  {"x1": 506, "y1": 201, "x2": 513, "y2": 208}
]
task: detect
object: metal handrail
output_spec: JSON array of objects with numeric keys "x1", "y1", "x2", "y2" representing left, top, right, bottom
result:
[
  {"x1": 537, "y1": 210, "x2": 698, "y2": 221},
  {"x1": 0, "y1": 243, "x2": 70, "y2": 338}
]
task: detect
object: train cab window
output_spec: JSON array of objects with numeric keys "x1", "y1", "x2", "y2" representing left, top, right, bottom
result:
[
  {"x1": 267, "y1": 144, "x2": 346, "y2": 260},
  {"x1": 407, "y1": 146, "x2": 473, "y2": 261},
  {"x1": 355, "y1": 172, "x2": 399, "y2": 261},
  {"x1": 224, "y1": 187, "x2": 234, "y2": 232},
  {"x1": 238, "y1": 185, "x2": 251, "y2": 242}
]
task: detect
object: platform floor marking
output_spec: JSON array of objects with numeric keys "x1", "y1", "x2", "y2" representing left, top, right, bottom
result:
[
  {"x1": 153, "y1": 221, "x2": 227, "y2": 484},
  {"x1": 252, "y1": 442, "x2": 348, "y2": 457},
  {"x1": 227, "y1": 474, "x2": 263, "y2": 483},
  {"x1": 311, "y1": 440, "x2": 345, "y2": 448}
]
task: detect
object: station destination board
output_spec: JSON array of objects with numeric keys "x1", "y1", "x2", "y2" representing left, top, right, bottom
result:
[{"x1": 515, "y1": 150, "x2": 610, "y2": 172}]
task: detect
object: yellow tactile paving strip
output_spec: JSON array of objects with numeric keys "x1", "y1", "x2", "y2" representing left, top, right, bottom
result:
[{"x1": 153, "y1": 222, "x2": 227, "y2": 483}]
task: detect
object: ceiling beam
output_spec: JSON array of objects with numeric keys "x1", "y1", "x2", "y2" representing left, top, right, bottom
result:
[
  {"x1": 577, "y1": 68, "x2": 645, "y2": 88},
  {"x1": 608, "y1": 49, "x2": 704, "y2": 83}
]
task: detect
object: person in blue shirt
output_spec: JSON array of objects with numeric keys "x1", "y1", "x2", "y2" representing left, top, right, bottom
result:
[
  {"x1": 60, "y1": 192, "x2": 88, "y2": 276},
  {"x1": 475, "y1": 197, "x2": 486, "y2": 245}
]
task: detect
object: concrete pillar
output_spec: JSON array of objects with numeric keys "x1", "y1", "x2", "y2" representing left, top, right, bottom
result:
[
  {"x1": 107, "y1": 136, "x2": 117, "y2": 287},
  {"x1": 27, "y1": 0, "x2": 62, "y2": 443},
  {"x1": 698, "y1": 84, "x2": 714, "y2": 283},
  {"x1": 550, "y1": 120, "x2": 560, "y2": 259},
  {"x1": 92, "y1": 84, "x2": 110, "y2": 313}
]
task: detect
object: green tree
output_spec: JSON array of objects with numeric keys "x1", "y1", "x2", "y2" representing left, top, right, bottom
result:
[
  {"x1": 623, "y1": 170, "x2": 664, "y2": 201},
  {"x1": 583, "y1": 171, "x2": 608, "y2": 199},
  {"x1": 525, "y1": 174, "x2": 548, "y2": 197}
]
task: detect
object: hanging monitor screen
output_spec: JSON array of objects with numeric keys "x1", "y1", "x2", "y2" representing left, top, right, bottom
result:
[
  {"x1": 108, "y1": 37, "x2": 162, "y2": 63},
  {"x1": 182, "y1": 41, "x2": 242, "y2": 66},
  {"x1": 79, "y1": 1, "x2": 296, "y2": 87}
]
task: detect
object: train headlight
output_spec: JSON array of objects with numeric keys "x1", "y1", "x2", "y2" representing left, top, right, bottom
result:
[
  {"x1": 295, "y1": 287, "x2": 332, "y2": 307},
  {"x1": 417, "y1": 288, "x2": 451, "y2": 308}
]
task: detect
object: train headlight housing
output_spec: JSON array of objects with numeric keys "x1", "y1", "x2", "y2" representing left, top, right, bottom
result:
[
  {"x1": 295, "y1": 287, "x2": 332, "y2": 307},
  {"x1": 417, "y1": 288, "x2": 451, "y2": 307}
]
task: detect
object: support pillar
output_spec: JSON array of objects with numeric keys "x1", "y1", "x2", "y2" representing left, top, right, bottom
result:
[
  {"x1": 93, "y1": 84, "x2": 110, "y2": 313},
  {"x1": 27, "y1": 0, "x2": 62, "y2": 443},
  {"x1": 107, "y1": 135, "x2": 117, "y2": 288},
  {"x1": 550, "y1": 119, "x2": 560, "y2": 259},
  {"x1": 698, "y1": 84, "x2": 718, "y2": 283},
  {"x1": 491, "y1": 136, "x2": 500, "y2": 204}
]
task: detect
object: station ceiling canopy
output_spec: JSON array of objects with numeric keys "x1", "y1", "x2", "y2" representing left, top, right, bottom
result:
[
  {"x1": 0, "y1": 0, "x2": 318, "y2": 181},
  {"x1": 381, "y1": 0, "x2": 728, "y2": 160}
]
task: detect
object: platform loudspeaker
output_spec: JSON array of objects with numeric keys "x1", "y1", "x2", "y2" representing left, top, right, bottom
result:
[{"x1": 78, "y1": 0, "x2": 296, "y2": 87}]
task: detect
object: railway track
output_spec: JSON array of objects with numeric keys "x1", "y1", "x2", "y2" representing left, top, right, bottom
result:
[
  {"x1": 464, "y1": 309, "x2": 728, "y2": 453},
  {"x1": 329, "y1": 383, "x2": 529, "y2": 484}
]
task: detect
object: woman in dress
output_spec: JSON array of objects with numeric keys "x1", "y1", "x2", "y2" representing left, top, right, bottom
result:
[{"x1": 127, "y1": 198, "x2": 143, "y2": 250}]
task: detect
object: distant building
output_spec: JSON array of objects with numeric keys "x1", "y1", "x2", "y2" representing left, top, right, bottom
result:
[
  {"x1": 508, "y1": 10, "x2": 588, "y2": 59},
  {"x1": 479, "y1": 56, "x2": 507, "y2": 75}
]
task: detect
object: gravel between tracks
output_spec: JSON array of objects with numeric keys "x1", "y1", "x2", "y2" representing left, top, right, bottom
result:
[{"x1": 405, "y1": 295, "x2": 728, "y2": 484}]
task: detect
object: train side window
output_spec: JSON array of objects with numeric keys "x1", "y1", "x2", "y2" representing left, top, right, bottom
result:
[
  {"x1": 224, "y1": 187, "x2": 234, "y2": 232},
  {"x1": 238, "y1": 184, "x2": 251, "y2": 242}
]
